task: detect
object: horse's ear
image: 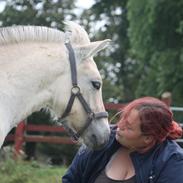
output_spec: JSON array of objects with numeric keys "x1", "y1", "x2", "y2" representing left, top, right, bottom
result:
[{"x1": 75, "y1": 39, "x2": 111, "y2": 62}]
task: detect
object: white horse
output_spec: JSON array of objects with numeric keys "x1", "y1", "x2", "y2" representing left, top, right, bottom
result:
[{"x1": 0, "y1": 21, "x2": 111, "y2": 149}]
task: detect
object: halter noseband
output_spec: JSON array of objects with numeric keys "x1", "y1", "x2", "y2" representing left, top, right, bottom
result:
[{"x1": 58, "y1": 41, "x2": 108, "y2": 141}]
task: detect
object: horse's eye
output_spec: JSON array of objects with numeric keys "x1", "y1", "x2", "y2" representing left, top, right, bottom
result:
[{"x1": 91, "y1": 81, "x2": 101, "y2": 90}]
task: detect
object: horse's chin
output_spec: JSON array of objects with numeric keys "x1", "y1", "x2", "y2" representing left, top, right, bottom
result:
[{"x1": 82, "y1": 130, "x2": 110, "y2": 150}]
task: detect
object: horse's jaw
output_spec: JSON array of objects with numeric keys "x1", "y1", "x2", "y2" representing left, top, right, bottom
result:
[
  {"x1": 63, "y1": 113, "x2": 110, "y2": 150},
  {"x1": 50, "y1": 96, "x2": 111, "y2": 149}
]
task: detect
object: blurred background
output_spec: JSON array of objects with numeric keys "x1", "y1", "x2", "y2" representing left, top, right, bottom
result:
[{"x1": 0, "y1": 0, "x2": 183, "y2": 182}]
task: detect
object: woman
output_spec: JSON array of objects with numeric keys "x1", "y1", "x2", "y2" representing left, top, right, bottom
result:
[{"x1": 62, "y1": 97, "x2": 183, "y2": 183}]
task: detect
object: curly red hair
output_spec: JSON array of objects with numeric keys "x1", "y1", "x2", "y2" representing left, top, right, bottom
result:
[{"x1": 119, "y1": 97, "x2": 182, "y2": 143}]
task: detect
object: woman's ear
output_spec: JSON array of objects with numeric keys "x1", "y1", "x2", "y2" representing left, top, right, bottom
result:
[{"x1": 143, "y1": 135, "x2": 154, "y2": 145}]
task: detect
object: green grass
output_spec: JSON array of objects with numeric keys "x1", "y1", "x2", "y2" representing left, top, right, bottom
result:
[{"x1": 0, "y1": 159, "x2": 67, "y2": 183}]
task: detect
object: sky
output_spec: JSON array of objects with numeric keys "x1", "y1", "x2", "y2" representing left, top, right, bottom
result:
[
  {"x1": 76, "y1": 0, "x2": 94, "y2": 9},
  {"x1": 0, "y1": 1, "x2": 5, "y2": 12},
  {"x1": 0, "y1": 0, "x2": 95, "y2": 12},
  {"x1": 0, "y1": 0, "x2": 99, "y2": 31}
]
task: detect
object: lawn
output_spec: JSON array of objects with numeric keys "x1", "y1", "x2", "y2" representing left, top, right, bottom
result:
[{"x1": 0, "y1": 159, "x2": 67, "y2": 183}]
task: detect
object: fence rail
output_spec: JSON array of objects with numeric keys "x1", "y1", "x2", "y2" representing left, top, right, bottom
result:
[{"x1": 171, "y1": 107, "x2": 183, "y2": 112}]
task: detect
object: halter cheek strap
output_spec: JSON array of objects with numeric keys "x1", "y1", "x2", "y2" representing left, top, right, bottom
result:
[{"x1": 57, "y1": 42, "x2": 108, "y2": 141}]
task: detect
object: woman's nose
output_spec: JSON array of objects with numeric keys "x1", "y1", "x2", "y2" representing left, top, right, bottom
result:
[{"x1": 117, "y1": 122, "x2": 126, "y2": 130}]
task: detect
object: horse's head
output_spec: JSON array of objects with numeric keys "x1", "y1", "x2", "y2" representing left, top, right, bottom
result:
[
  {"x1": 0, "y1": 21, "x2": 111, "y2": 149},
  {"x1": 51, "y1": 22, "x2": 111, "y2": 149}
]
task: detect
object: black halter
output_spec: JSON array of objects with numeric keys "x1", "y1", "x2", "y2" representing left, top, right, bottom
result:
[{"x1": 58, "y1": 42, "x2": 108, "y2": 141}]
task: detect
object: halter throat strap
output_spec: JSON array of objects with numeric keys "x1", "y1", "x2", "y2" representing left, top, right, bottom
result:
[{"x1": 58, "y1": 42, "x2": 108, "y2": 141}]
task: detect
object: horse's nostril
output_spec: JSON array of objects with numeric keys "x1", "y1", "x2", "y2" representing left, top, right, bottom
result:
[{"x1": 91, "y1": 134, "x2": 98, "y2": 147}]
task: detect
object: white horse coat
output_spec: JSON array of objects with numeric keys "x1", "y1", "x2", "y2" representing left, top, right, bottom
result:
[{"x1": 0, "y1": 21, "x2": 110, "y2": 149}]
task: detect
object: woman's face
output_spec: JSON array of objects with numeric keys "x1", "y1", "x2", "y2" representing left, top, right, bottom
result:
[{"x1": 116, "y1": 109, "x2": 148, "y2": 151}]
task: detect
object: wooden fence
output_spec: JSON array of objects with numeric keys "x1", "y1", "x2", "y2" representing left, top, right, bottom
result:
[{"x1": 4, "y1": 103, "x2": 125, "y2": 157}]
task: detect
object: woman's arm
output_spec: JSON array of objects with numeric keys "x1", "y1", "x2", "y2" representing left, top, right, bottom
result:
[{"x1": 62, "y1": 145, "x2": 89, "y2": 183}]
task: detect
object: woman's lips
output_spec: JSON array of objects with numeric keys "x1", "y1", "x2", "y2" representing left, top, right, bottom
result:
[{"x1": 116, "y1": 128, "x2": 123, "y2": 137}]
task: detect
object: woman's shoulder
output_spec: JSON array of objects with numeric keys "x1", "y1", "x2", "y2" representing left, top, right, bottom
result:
[
  {"x1": 153, "y1": 140, "x2": 183, "y2": 182},
  {"x1": 153, "y1": 140, "x2": 183, "y2": 170},
  {"x1": 166, "y1": 140, "x2": 183, "y2": 159}
]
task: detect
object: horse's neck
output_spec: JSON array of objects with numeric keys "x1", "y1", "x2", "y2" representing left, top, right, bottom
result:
[{"x1": 0, "y1": 42, "x2": 67, "y2": 128}]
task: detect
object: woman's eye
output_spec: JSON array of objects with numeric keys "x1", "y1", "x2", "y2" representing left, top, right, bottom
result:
[{"x1": 91, "y1": 81, "x2": 101, "y2": 90}]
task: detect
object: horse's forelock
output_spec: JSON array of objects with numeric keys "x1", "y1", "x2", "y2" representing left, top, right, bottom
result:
[{"x1": 64, "y1": 21, "x2": 90, "y2": 45}]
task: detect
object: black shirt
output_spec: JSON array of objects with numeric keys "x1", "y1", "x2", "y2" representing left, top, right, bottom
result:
[{"x1": 94, "y1": 169, "x2": 135, "y2": 183}]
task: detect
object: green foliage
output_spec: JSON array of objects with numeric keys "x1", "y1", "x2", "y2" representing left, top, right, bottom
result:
[
  {"x1": 81, "y1": 0, "x2": 183, "y2": 107},
  {"x1": 81, "y1": 0, "x2": 138, "y2": 102},
  {"x1": 0, "y1": 0, "x2": 76, "y2": 28},
  {"x1": 1, "y1": 0, "x2": 183, "y2": 104},
  {"x1": 127, "y1": 0, "x2": 183, "y2": 106},
  {"x1": 0, "y1": 158, "x2": 67, "y2": 183},
  {"x1": 37, "y1": 143, "x2": 78, "y2": 166}
]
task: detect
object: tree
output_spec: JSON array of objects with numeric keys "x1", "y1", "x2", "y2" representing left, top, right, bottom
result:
[
  {"x1": 127, "y1": 0, "x2": 183, "y2": 108},
  {"x1": 80, "y1": 0, "x2": 138, "y2": 102},
  {"x1": 80, "y1": 0, "x2": 183, "y2": 112},
  {"x1": 0, "y1": 0, "x2": 76, "y2": 29}
]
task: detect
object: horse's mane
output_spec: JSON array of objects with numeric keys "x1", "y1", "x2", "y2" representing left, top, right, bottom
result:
[
  {"x1": 0, "y1": 26, "x2": 65, "y2": 45},
  {"x1": 0, "y1": 21, "x2": 90, "y2": 45}
]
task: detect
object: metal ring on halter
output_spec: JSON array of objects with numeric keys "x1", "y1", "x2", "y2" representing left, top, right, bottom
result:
[
  {"x1": 88, "y1": 112, "x2": 95, "y2": 119},
  {"x1": 71, "y1": 86, "x2": 80, "y2": 94}
]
